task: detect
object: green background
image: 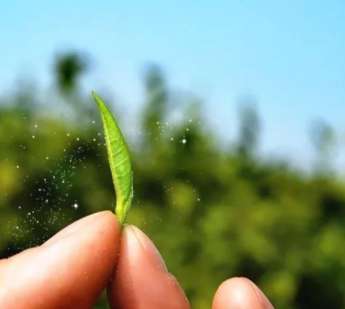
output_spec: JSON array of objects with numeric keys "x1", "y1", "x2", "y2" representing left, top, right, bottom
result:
[{"x1": 0, "y1": 54, "x2": 344, "y2": 308}]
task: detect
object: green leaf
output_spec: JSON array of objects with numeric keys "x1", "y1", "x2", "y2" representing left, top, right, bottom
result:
[{"x1": 92, "y1": 91, "x2": 133, "y2": 224}]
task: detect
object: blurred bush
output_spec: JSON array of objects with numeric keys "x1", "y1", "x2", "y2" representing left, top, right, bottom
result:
[{"x1": 0, "y1": 53, "x2": 344, "y2": 309}]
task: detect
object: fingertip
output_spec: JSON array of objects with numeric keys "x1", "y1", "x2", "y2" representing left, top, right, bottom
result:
[
  {"x1": 124, "y1": 225, "x2": 168, "y2": 271},
  {"x1": 109, "y1": 225, "x2": 190, "y2": 309},
  {"x1": 212, "y1": 277, "x2": 273, "y2": 309}
]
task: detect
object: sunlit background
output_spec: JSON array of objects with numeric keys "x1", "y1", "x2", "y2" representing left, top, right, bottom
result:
[{"x1": 1, "y1": 1, "x2": 345, "y2": 308}]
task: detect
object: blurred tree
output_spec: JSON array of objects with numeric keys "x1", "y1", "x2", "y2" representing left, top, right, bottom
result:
[
  {"x1": 53, "y1": 52, "x2": 96, "y2": 120},
  {"x1": 310, "y1": 119, "x2": 336, "y2": 173},
  {"x1": 237, "y1": 99, "x2": 260, "y2": 158},
  {"x1": 54, "y1": 52, "x2": 88, "y2": 95},
  {"x1": 141, "y1": 65, "x2": 168, "y2": 148}
]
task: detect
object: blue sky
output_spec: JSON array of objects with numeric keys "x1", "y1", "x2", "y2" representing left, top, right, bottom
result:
[{"x1": 1, "y1": 1, "x2": 345, "y2": 169}]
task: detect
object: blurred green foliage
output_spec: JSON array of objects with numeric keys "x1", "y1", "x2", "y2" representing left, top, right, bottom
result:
[{"x1": 0, "y1": 54, "x2": 345, "y2": 309}]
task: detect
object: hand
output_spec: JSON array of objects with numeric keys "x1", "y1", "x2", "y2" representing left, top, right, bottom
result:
[{"x1": 0, "y1": 211, "x2": 274, "y2": 308}]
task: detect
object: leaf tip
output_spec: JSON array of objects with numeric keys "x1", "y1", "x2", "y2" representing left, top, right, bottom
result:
[{"x1": 91, "y1": 90, "x2": 101, "y2": 104}]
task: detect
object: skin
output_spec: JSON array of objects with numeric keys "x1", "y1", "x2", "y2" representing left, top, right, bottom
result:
[{"x1": 0, "y1": 211, "x2": 274, "y2": 308}]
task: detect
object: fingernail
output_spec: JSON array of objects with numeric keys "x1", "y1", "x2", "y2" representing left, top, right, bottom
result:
[
  {"x1": 248, "y1": 280, "x2": 274, "y2": 309},
  {"x1": 125, "y1": 225, "x2": 168, "y2": 272}
]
